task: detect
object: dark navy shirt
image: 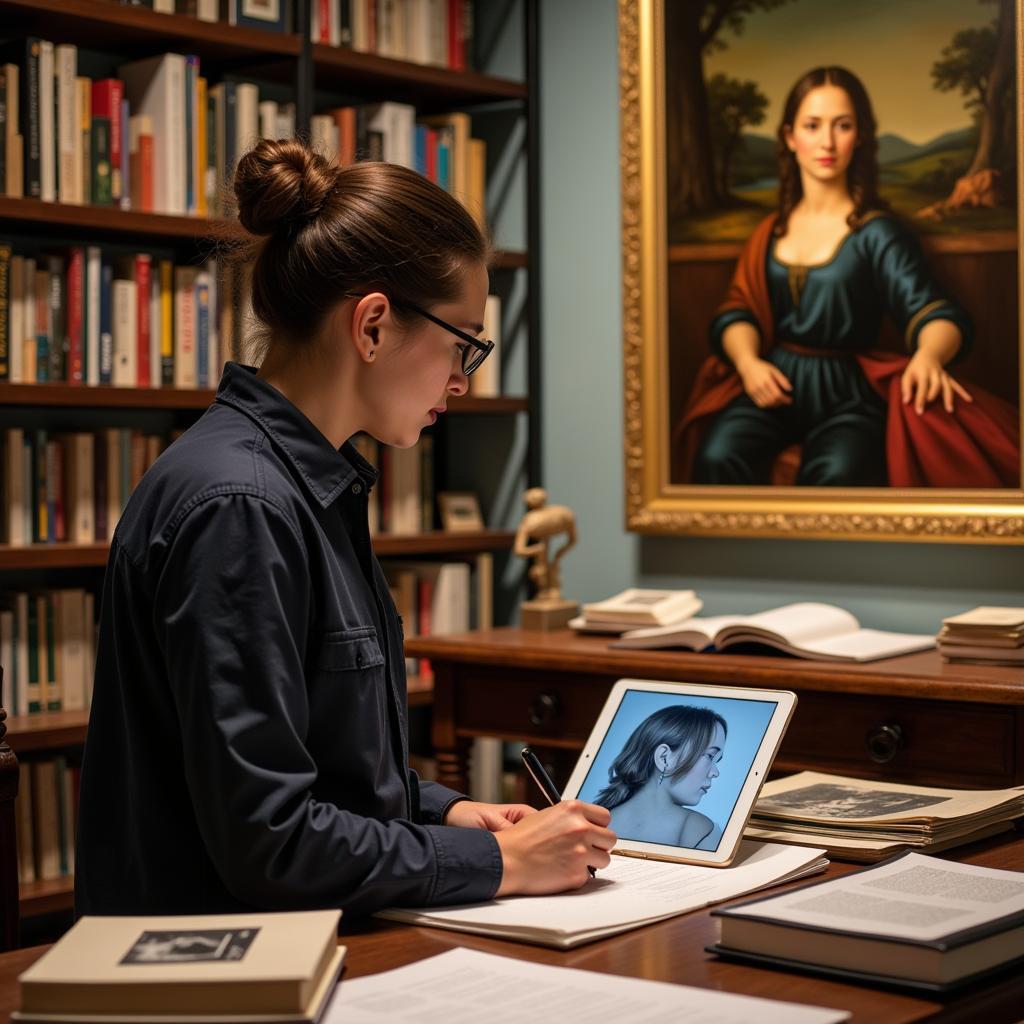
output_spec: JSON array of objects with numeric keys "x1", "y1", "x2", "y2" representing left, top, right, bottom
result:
[{"x1": 75, "y1": 363, "x2": 502, "y2": 918}]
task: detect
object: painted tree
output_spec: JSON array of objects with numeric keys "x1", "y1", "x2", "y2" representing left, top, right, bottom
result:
[
  {"x1": 665, "y1": 0, "x2": 793, "y2": 224},
  {"x1": 707, "y1": 73, "x2": 769, "y2": 198},
  {"x1": 929, "y1": 0, "x2": 1014, "y2": 209}
]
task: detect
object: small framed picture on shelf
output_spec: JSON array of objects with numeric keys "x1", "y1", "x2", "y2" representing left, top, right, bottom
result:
[{"x1": 438, "y1": 492, "x2": 484, "y2": 533}]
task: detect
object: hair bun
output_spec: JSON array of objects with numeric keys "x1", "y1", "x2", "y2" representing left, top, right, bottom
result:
[{"x1": 233, "y1": 138, "x2": 337, "y2": 236}]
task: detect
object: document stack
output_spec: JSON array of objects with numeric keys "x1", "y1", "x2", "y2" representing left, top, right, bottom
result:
[
  {"x1": 569, "y1": 587, "x2": 702, "y2": 635},
  {"x1": 745, "y1": 771, "x2": 1024, "y2": 863},
  {"x1": 938, "y1": 606, "x2": 1024, "y2": 665}
]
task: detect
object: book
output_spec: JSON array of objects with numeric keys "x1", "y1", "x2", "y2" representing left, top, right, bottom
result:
[
  {"x1": 745, "y1": 770, "x2": 1024, "y2": 863},
  {"x1": 711, "y1": 852, "x2": 1024, "y2": 992},
  {"x1": 379, "y1": 840, "x2": 827, "y2": 949},
  {"x1": 610, "y1": 602, "x2": 935, "y2": 662},
  {"x1": 938, "y1": 606, "x2": 1024, "y2": 664},
  {"x1": 581, "y1": 587, "x2": 702, "y2": 628},
  {"x1": 15, "y1": 911, "x2": 344, "y2": 1023}
]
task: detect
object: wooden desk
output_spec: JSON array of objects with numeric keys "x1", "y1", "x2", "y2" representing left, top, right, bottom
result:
[
  {"x1": 1, "y1": 833, "x2": 1022, "y2": 1024},
  {"x1": 406, "y1": 628, "x2": 1024, "y2": 794}
]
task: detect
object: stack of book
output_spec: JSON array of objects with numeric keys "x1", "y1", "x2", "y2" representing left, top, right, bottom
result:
[
  {"x1": 569, "y1": 588, "x2": 702, "y2": 635},
  {"x1": 711, "y1": 853, "x2": 1024, "y2": 993},
  {"x1": 15, "y1": 911, "x2": 345, "y2": 1024},
  {"x1": 938, "y1": 606, "x2": 1024, "y2": 665},
  {"x1": 745, "y1": 770, "x2": 1024, "y2": 862}
]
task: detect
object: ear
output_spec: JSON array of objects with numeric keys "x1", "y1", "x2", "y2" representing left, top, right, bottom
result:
[
  {"x1": 349, "y1": 292, "x2": 392, "y2": 366},
  {"x1": 782, "y1": 124, "x2": 796, "y2": 153},
  {"x1": 653, "y1": 743, "x2": 672, "y2": 773}
]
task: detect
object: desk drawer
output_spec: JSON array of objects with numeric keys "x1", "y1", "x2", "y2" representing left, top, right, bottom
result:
[
  {"x1": 454, "y1": 667, "x2": 612, "y2": 746},
  {"x1": 778, "y1": 693, "x2": 1020, "y2": 787}
]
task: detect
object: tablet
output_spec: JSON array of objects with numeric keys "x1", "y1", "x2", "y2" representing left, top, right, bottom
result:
[{"x1": 562, "y1": 678, "x2": 797, "y2": 867}]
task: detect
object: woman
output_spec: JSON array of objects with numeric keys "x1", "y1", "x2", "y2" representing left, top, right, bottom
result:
[
  {"x1": 75, "y1": 140, "x2": 615, "y2": 917},
  {"x1": 675, "y1": 66, "x2": 1018, "y2": 488},
  {"x1": 594, "y1": 707, "x2": 727, "y2": 851}
]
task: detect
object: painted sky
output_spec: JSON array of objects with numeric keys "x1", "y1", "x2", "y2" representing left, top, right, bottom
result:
[{"x1": 701, "y1": 0, "x2": 1000, "y2": 145}]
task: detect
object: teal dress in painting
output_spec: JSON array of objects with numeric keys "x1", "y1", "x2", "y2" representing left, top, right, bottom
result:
[{"x1": 693, "y1": 214, "x2": 973, "y2": 486}]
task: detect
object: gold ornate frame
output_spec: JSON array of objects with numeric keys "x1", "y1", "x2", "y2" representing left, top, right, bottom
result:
[{"x1": 620, "y1": 0, "x2": 1024, "y2": 542}]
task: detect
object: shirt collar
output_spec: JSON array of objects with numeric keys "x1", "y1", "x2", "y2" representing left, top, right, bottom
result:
[{"x1": 214, "y1": 363, "x2": 378, "y2": 509}]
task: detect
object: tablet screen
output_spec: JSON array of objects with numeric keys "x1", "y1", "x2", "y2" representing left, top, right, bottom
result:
[{"x1": 573, "y1": 687, "x2": 780, "y2": 853}]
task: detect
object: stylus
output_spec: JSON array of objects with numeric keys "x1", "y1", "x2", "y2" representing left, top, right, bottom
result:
[{"x1": 521, "y1": 747, "x2": 597, "y2": 877}]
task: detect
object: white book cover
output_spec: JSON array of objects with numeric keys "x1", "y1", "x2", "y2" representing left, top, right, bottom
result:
[
  {"x1": 152, "y1": 0, "x2": 175, "y2": 11},
  {"x1": 389, "y1": 444, "x2": 422, "y2": 534},
  {"x1": 366, "y1": 102, "x2": 416, "y2": 168},
  {"x1": 85, "y1": 247, "x2": 101, "y2": 386},
  {"x1": 310, "y1": 0, "x2": 320, "y2": 44},
  {"x1": 310, "y1": 115, "x2": 336, "y2": 162},
  {"x1": 258, "y1": 99, "x2": 278, "y2": 140},
  {"x1": 276, "y1": 102, "x2": 296, "y2": 141},
  {"x1": 329, "y1": 0, "x2": 341, "y2": 47},
  {"x1": 55, "y1": 44, "x2": 78, "y2": 204},
  {"x1": 426, "y1": 0, "x2": 447, "y2": 66},
  {"x1": 4, "y1": 428, "x2": 25, "y2": 546},
  {"x1": 112, "y1": 278, "x2": 137, "y2": 386},
  {"x1": 119, "y1": 53, "x2": 187, "y2": 215},
  {"x1": 197, "y1": 0, "x2": 218, "y2": 20},
  {"x1": 38, "y1": 41, "x2": 55, "y2": 203},
  {"x1": 235, "y1": 82, "x2": 260, "y2": 167},
  {"x1": 470, "y1": 293, "x2": 501, "y2": 397},
  {"x1": 406, "y1": 0, "x2": 432, "y2": 65},
  {"x1": 9, "y1": 254, "x2": 24, "y2": 383},
  {"x1": 351, "y1": 0, "x2": 369, "y2": 51}
]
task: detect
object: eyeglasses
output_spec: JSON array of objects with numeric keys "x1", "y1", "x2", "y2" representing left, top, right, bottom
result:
[{"x1": 404, "y1": 302, "x2": 495, "y2": 377}]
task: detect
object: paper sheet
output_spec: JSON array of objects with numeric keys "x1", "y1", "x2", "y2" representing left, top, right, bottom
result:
[
  {"x1": 379, "y1": 841, "x2": 826, "y2": 946},
  {"x1": 733, "y1": 852, "x2": 1024, "y2": 942},
  {"x1": 324, "y1": 948, "x2": 850, "y2": 1024}
]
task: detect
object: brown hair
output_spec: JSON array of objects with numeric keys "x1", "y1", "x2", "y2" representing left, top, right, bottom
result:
[
  {"x1": 775, "y1": 66, "x2": 889, "y2": 237},
  {"x1": 230, "y1": 138, "x2": 490, "y2": 359},
  {"x1": 593, "y1": 706, "x2": 727, "y2": 811}
]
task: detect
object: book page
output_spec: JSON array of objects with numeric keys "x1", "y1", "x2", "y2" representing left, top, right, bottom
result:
[
  {"x1": 755, "y1": 771, "x2": 1024, "y2": 825},
  {"x1": 718, "y1": 603, "x2": 860, "y2": 645},
  {"x1": 615, "y1": 614, "x2": 744, "y2": 647},
  {"x1": 730, "y1": 853, "x2": 1024, "y2": 942},
  {"x1": 379, "y1": 842, "x2": 825, "y2": 943},
  {"x1": 787, "y1": 628, "x2": 934, "y2": 661},
  {"x1": 325, "y1": 948, "x2": 850, "y2": 1024}
]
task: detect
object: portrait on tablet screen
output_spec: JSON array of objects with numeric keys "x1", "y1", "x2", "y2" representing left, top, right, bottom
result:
[{"x1": 576, "y1": 690, "x2": 778, "y2": 852}]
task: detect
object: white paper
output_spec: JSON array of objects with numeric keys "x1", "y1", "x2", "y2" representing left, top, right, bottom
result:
[
  {"x1": 324, "y1": 948, "x2": 849, "y2": 1024},
  {"x1": 790, "y1": 628, "x2": 934, "y2": 660},
  {"x1": 733, "y1": 852, "x2": 1024, "y2": 942},
  {"x1": 378, "y1": 841, "x2": 826, "y2": 947}
]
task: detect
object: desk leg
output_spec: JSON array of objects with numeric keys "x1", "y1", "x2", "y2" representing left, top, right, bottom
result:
[{"x1": 431, "y1": 664, "x2": 471, "y2": 793}]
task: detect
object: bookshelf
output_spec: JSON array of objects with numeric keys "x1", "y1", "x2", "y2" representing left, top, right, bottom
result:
[{"x1": 0, "y1": 0, "x2": 540, "y2": 927}]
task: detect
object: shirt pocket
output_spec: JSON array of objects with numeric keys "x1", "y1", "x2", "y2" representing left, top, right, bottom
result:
[{"x1": 314, "y1": 626, "x2": 386, "y2": 673}]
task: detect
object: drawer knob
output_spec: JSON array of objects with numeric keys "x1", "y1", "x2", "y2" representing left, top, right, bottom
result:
[
  {"x1": 528, "y1": 691, "x2": 562, "y2": 727},
  {"x1": 865, "y1": 723, "x2": 904, "y2": 764}
]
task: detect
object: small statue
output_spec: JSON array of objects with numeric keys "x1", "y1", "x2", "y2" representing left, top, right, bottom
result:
[{"x1": 513, "y1": 487, "x2": 579, "y2": 630}]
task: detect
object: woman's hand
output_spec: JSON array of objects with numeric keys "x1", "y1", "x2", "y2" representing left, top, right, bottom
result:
[
  {"x1": 901, "y1": 350, "x2": 972, "y2": 415},
  {"x1": 736, "y1": 355, "x2": 793, "y2": 408},
  {"x1": 444, "y1": 800, "x2": 536, "y2": 832}
]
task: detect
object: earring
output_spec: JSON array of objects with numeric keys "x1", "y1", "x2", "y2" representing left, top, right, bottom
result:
[
  {"x1": 368, "y1": 350, "x2": 375, "y2": 360},
  {"x1": 658, "y1": 767, "x2": 665, "y2": 787}
]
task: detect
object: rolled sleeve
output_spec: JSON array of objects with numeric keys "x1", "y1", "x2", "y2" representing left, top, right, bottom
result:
[{"x1": 425, "y1": 825, "x2": 503, "y2": 905}]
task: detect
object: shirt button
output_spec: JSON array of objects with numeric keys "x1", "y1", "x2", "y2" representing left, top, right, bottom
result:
[
  {"x1": 356, "y1": 653, "x2": 364, "y2": 667},
  {"x1": 351, "y1": 482, "x2": 363, "y2": 495}
]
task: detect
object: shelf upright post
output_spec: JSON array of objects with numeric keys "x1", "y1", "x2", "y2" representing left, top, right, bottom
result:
[
  {"x1": 525, "y1": 0, "x2": 541, "y2": 489},
  {"x1": 295, "y1": 0, "x2": 315, "y2": 135}
]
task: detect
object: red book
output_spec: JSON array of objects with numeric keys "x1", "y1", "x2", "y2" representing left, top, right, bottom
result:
[
  {"x1": 135, "y1": 254, "x2": 151, "y2": 388},
  {"x1": 139, "y1": 130, "x2": 153, "y2": 212},
  {"x1": 425, "y1": 127, "x2": 437, "y2": 183},
  {"x1": 447, "y1": 0, "x2": 464, "y2": 70},
  {"x1": 66, "y1": 248, "x2": 84, "y2": 385},
  {"x1": 91, "y1": 80, "x2": 124, "y2": 204},
  {"x1": 319, "y1": 0, "x2": 330, "y2": 42},
  {"x1": 367, "y1": 0, "x2": 377, "y2": 53}
]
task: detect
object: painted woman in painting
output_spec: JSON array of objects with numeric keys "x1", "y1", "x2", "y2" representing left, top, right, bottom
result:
[{"x1": 674, "y1": 66, "x2": 1019, "y2": 489}]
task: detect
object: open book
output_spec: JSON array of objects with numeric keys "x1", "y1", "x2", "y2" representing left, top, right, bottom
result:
[
  {"x1": 378, "y1": 841, "x2": 826, "y2": 949},
  {"x1": 610, "y1": 603, "x2": 934, "y2": 662}
]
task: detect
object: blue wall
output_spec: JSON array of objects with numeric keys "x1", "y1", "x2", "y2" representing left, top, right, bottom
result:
[{"x1": 539, "y1": 0, "x2": 1022, "y2": 633}]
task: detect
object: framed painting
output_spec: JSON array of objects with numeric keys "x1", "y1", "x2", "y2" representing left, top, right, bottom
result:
[{"x1": 620, "y1": 0, "x2": 1024, "y2": 541}]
